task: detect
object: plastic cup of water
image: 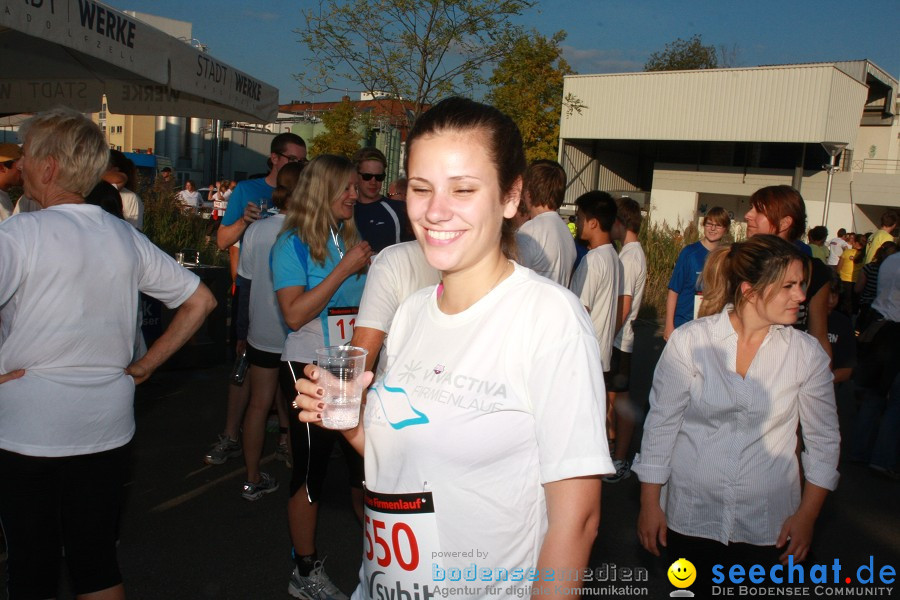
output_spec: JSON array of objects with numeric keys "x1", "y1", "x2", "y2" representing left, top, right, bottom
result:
[
  {"x1": 257, "y1": 197, "x2": 269, "y2": 218},
  {"x1": 315, "y1": 346, "x2": 368, "y2": 430}
]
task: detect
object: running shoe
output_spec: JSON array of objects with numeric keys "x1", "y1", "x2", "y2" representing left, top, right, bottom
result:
[
  {"x1": 241, "y1": 472, "x2": 279, "y2": 501},
  {"x1": 276, "y1": 440, "x2": 292, "y2": 468},
  {"x1": 603, "y1": 459, "x2": 631, "y2": 483},
  {"x1": 289, "y1": 560, "x2": 347, "y2": 600},
  {"x1": 203, "y1": 434, "x2": 242, "y2": 465}
]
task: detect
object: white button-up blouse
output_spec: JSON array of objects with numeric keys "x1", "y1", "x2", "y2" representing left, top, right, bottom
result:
[{"x1": 632, "y1": 307, "x2": 840, "y2": 546}]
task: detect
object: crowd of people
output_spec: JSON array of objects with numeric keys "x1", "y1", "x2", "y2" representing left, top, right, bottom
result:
[{"x1": 0, "y1": 100, "x2": 898, "y2": 600}]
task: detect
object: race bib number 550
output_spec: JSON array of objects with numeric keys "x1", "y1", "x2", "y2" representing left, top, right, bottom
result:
[{"x1": 361, "y1": 488, "x2": 440, "y2": 599}]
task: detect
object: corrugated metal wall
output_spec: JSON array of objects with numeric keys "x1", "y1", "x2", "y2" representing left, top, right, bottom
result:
[
  {"x1": 560, "y1": 141, "x2": 640, "y2": 203},
  {"x1": 560, "y1": 141, "x2": 597, "y2": 204},
  {"x1": 825, "y1": 72, "x2": 868, "y2": 143},
  {"x1": 560, "y1": 65, "x2": 868, "y2": 145},
  {"x1": 596, "y1": 148, "x2": 640, "y2": 193}
]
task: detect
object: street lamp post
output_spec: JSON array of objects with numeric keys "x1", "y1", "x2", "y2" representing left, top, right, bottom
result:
[{"x1": 821, "y1": 142, "x2": 847, "y2": 227}]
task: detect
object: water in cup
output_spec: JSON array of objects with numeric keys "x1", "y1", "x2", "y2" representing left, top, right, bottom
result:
[
  {"x1": 257, "y1": 197, "x2": 270, "y2": 219},
  {"x1": 322, "y1": 398, "x2": 361, "y2": 429},
  {"x1": 315, "y1": 346, "x2": 368, "y2": 430}
]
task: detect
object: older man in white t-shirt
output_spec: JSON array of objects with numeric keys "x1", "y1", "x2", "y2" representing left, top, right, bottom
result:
[{"x1": 515, "y1": 160, "x2": 576, "y2": 286}]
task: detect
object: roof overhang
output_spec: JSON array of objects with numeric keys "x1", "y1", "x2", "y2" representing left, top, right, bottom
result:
[{"x1": 0, "y1": 0, "x2": 278, "y2": 123}]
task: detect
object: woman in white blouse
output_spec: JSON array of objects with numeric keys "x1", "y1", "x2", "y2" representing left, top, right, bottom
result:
[
  {"x1": 634, "y1": 234, "x2": 839, "y2": 571},
  {"x1": 177, "y1": 179, "x2": 201, "y2": 211}
]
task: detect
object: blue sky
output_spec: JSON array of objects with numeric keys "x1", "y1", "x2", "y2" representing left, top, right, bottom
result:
[{"x1": 138, "y1": 0, "x2": 899, "y2": 104}]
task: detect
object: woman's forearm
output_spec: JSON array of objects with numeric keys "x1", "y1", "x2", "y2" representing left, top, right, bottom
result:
[
  {"x1": 797, "y1": 482, "x2": 829, "y2": 520},
  {"x1": 535, "y1": 478, "x2": 601, "y2": 595},
  {"x1": 534, "y1": 477, "x2": 600, "y2": 595},
  {"x1": 277, "y1": 267, "x2": 353, "y2": 330}
]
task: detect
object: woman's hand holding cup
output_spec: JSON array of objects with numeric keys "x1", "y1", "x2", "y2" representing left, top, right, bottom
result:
[{"x1": 293, "y1": 362, "x2": 373, "y2": 427}]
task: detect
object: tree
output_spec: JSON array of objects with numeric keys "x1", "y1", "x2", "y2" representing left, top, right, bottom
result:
[
  {"x1": 309, "y1": 98, "x2": 365, "y2": 158},
  {"x1": 717, "y1": 43, "x2": 741, "y2": 68},
  {"x1": 487, "y1": 30, "x2": 578, "y2": 163},
  {"x1": 297, "y1": 0, "x2": 535, "y2": 125},
  {"x1": 644, "y1": 34, "x2": 718, "y2": 71}
]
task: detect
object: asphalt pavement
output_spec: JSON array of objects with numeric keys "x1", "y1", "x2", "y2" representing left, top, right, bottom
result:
[{"x1": 4, "y1": 320, "x2": 898, "y2": 599}]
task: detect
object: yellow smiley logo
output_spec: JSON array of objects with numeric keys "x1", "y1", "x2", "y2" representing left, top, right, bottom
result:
[{"x1": 668, "y1": 558, "x2": 697, "y2": 588}]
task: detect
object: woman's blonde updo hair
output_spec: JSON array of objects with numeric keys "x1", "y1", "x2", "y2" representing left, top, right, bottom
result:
[{"x1": 699, "y1": 234, "x2": 810, "y2": 317}]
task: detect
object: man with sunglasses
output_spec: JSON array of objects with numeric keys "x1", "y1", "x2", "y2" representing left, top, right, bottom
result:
[
  {"x1": 217, "y1": 132, "x2": 307, "y2": 250},
  {"x1": 0, "y1": 143, "x2": 23, "y2": 222},
  {"x1": 353, "y1": 147, "x2": 413, "y2": 252}
]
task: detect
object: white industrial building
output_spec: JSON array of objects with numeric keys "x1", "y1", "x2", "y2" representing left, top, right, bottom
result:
[{"x1": 559, "y1": 60, "x2": 899, "y2": 234}]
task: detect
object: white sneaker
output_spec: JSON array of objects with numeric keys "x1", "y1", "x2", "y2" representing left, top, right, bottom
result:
[{"x1": 288, "y1": 559, "x2": 347, "y2": 600}]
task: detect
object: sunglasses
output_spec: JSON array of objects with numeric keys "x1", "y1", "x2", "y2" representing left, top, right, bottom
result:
[{"x1": 358, "y1": 172, "x2": 386, "y2": 182}]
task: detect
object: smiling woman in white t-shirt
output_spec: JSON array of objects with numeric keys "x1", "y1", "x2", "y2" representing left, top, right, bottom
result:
[{"x1": 293, "y1": 97, "x2": 613, "y2": 599}]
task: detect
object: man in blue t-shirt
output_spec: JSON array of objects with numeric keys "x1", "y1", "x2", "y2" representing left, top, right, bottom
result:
[
  {"x1": 353, "y1": 147, "x2": 413, "y2": 252},
  {"x1": 204, "y1": 133, "x2": 307, "y2": 468},
  {"x1": 216, "y1": 132, "x2": 307, "y2": 250}
]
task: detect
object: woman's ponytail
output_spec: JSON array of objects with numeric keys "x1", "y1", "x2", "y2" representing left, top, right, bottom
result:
[{"x1": 699, "y1": 245, "x2": 733, "y2": 317}]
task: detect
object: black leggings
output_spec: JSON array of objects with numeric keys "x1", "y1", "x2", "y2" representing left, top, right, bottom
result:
[
  {"x1": 279, "y1": 361, "x2": 364, "y2": 502},
  {"x1": 0, "y1": 443, "x2": 131, "y2": 600}
]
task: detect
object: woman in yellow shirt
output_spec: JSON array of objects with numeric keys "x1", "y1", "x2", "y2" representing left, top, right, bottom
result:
[{"x1": 837, "y1": 233, "x2": 865, "y2": 313}]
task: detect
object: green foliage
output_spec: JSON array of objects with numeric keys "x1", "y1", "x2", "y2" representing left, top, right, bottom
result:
[
  {"x1": 487, "y1": 30, "x2": 578, "y2": 163},
  {"x1": 140, "y1": 182, "x2": 227, "y2": 267},
  {"x1": 644, "y1": 34, "x2": 718, "y2": 72},
  {"x1": 297, "y1": 0, "x2": 535, "y2": 125},
  {"x1": 310, "y1": 98, "x2": 365, "y2": 158}
]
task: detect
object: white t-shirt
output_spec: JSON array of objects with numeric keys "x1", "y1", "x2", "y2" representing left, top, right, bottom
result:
[
  {"x1": 515, "y1": 211, "x2": 577, "y2": 286},
  {"x1": 212, "y1": 192, "x2": 228, "y2": 218},
  {"x1": 826, "y1": 237, "x2": 849, "y2": 266},
  {"x1": 178, "y1": 189, "x2": 201, "y2": 209},
  {"x1": 237, "y1": 214, "x2": 290, "y2": 353},
  {"x1": 0, "y1": 204, "x2": 200, "y2": 457},
  {"x1": 0, "y1": 189, "x2": 12, "y2": 221},
  {"x1": 613, "y1": 241, "x2": 647, "y2": 353},
  {"x1": 357, "y1": 264, "x2": 613, "y2": 599},
  {"x1": 356, "y1": 241, "x2": 441, "y2": 335},
  {"x1": 119, "y1": 187, "x2": 144, "y2": 230},
  {"x1": 569, "y1": 243, "x2": 623, "y2": 371},
  {"x1": 11, "y1": 195, "x2": 40, "y2": 214}
]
